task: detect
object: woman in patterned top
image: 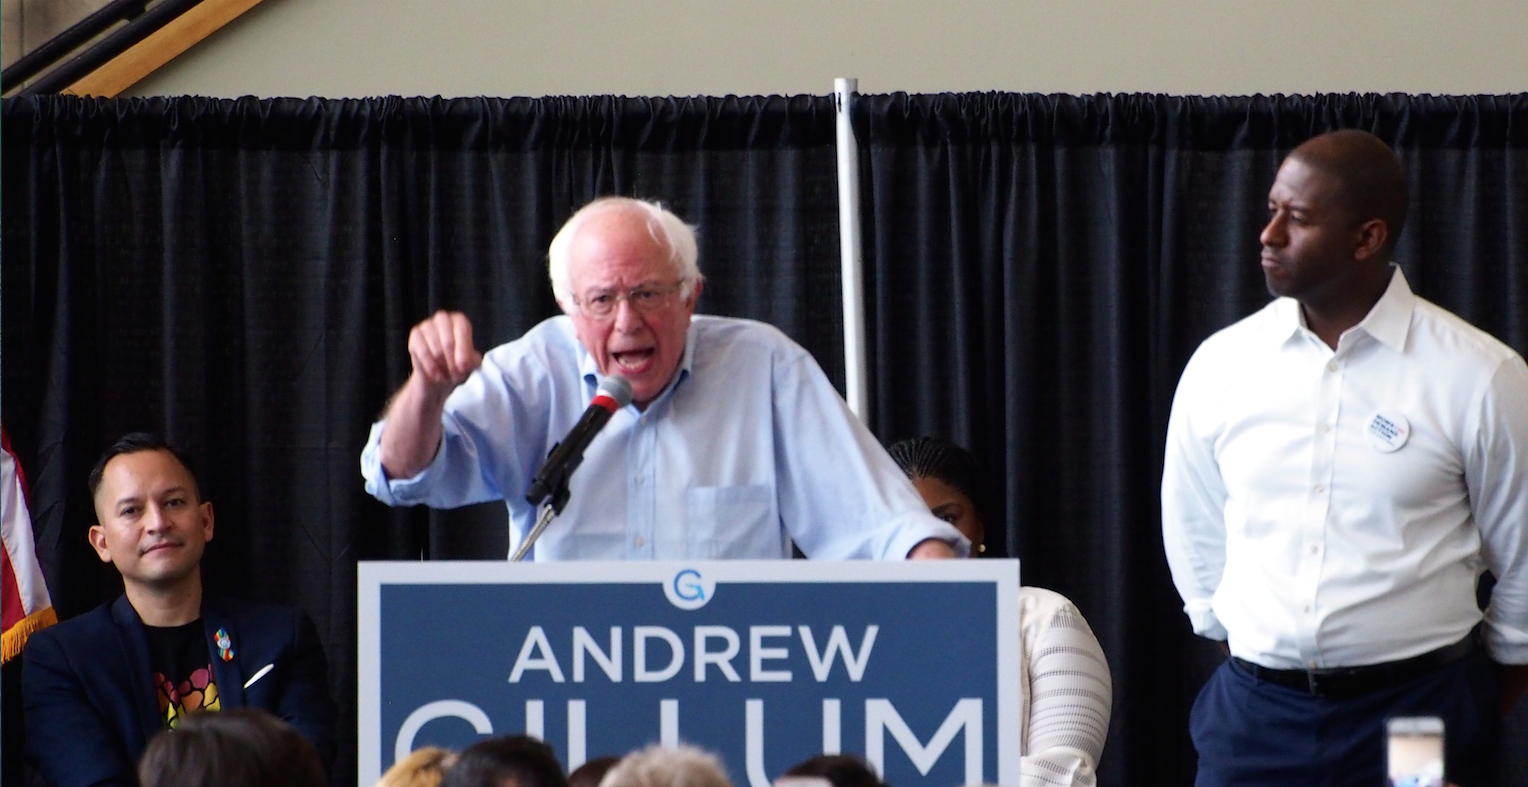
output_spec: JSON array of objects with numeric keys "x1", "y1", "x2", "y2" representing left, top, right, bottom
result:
[{"x1": 888, "y1": 437, "x2": 1114, "y2": 787}]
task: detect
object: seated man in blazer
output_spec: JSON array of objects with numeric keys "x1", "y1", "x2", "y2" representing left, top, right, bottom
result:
[{"x1": 22, "y1": 433, "x2": 336, "y2": 787}]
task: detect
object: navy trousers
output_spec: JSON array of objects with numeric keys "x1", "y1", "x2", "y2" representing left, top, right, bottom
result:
[{"x1": 1191, "y1": 650, "x2": 1501, "y2": 787}]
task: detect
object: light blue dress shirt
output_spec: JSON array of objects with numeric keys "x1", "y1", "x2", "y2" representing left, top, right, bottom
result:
[{"x1": 360, "y1": 315, "x2": 964, "y2": 560}]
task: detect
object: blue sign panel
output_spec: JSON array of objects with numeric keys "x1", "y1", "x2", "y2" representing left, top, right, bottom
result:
[{"x1": 359, "y1": 561, "x2": 1020, "y2": 787}]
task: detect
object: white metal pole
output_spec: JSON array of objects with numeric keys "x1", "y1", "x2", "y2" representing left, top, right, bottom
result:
[{"x1": 834, "y1": 77, "x2": 869, "y2": 420}]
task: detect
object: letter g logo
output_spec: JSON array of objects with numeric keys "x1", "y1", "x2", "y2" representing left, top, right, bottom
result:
[{"x1": 663, "y1": 568, "x2": 715, "y2": 610}]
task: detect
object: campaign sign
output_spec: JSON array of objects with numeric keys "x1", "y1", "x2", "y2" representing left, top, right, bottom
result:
[{"x1": 359, "y1": 561, "x2": 1020, "y2": 787}]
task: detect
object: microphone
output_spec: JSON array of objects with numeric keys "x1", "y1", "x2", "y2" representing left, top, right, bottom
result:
[{"x1": 526, "y1": 375, "x2": 633, "y2": 507}]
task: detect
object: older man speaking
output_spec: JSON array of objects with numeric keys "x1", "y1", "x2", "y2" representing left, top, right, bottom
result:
[{"x1": 360, "y1": 197, "x2": 962, "y2": 561}]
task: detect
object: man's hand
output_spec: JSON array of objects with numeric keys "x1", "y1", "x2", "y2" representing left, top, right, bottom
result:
[
  {"x1": 907, "y1": 539, "x2": 958, "y2": 559},
  {"x1": 378, "y1": 311, "x2": 484, "y2": 480},
  {"x1": 408, "y1": 311, "x2": 483, "y2": 398}
]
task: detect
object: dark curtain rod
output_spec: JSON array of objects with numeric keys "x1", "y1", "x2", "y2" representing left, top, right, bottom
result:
[
  {"x1": 5, "y1": 0, "x2": 207, "y2": 97},
  {"x1": 2, "y1": 0, "x2": 148, "y2": 91}
]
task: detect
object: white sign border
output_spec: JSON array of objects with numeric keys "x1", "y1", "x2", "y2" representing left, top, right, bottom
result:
[{"x1": 358, "y1": 559, "x2": 1021, "y2": 786}]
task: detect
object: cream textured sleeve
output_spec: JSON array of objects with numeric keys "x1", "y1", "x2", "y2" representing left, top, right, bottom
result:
[{"x1": 1019, "y1": 586, "x2": 1113, "y2": 787}]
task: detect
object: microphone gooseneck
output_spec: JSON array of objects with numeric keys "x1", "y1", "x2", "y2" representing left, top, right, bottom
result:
[
  {"x1": 514, "y1": 375, "x2": 632, "y2": 562},
  {"x1": 524, "y1": 375, "x2": 634, "y2": 508}
]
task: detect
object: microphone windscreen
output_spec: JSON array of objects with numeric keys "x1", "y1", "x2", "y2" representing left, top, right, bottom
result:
[{"x1": 597, "y1": 375, "x2": 634, "y2": 407}]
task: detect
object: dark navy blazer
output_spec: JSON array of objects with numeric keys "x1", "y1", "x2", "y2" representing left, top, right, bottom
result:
[{"x1": 21, "y1": 595, "x2": 336, "y2": 787}]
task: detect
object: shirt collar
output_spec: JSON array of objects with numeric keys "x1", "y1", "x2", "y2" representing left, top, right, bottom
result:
[
  {"x1": 1355, "y1": 266, "x2": 1415, "y2": 353},
  {"x1": 576, "y1": 328, "x2": 600, "y2": 387},
  {"x1": 1267, "y1": 265, "x2": 1415, "y2": 353},
  {"x1": 677, "y1": 320, "x2": 698, "y2": 381}
]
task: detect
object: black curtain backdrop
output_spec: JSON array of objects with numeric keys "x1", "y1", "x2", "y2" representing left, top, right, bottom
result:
[{"x1": 2, "y1": 93, "x2": 1525, "y2": 787}]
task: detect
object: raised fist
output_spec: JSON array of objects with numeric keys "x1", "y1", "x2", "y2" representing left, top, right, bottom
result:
[{"x1": 407, "y1": 311, "x2": 483, "y2": 394}]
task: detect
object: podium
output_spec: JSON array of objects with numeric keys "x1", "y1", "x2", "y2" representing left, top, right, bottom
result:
[{"x1": 359, "y1": 560, "x2": 1020, "y2": 787}]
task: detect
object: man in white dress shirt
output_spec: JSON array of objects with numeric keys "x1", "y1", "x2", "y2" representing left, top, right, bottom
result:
[{"x1": 1162, "y1": 129, "x2": 1528, "y2": 787}]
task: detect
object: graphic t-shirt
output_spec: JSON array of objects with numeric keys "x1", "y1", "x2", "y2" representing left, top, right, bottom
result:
[{"x1": 144, "y1": 620, "x2": 220, "y2": 729}]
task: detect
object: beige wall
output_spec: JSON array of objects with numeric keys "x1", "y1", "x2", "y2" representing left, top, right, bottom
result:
[{"x1": 66, "y1": 0, "x2": 1528, "y2": 98}]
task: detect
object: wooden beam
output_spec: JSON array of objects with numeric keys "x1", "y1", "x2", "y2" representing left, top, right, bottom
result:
[{"x1": 62, "y1": 0, "x2": 264, "y2": 98}]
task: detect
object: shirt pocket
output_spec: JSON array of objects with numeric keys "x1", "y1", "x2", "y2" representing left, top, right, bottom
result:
[{"x1": 685, "y1": 484, "x2": 781, "y2": 558}]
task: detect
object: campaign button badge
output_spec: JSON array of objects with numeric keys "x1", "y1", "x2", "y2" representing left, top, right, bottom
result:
[{"x1": 1367, "y1": 411, "x2": 1410, "y2": 452}]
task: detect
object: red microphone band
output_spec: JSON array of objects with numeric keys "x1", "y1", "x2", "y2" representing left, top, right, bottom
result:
[{"x1": 590, "y1": 395, "x2": 621, "y2": 413}]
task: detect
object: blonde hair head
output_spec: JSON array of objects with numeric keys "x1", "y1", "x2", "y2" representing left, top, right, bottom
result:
[{"x1": 376, "y1": 746, "x2": 458, "y2": 787}]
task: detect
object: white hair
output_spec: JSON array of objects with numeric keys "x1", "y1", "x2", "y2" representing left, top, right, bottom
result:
[
  {"x1": 547, "y1": 197, "x2": 703, "y2": 311},
  {"x1": 597, "y1": 745, "x2": 732, "y2": 787}
]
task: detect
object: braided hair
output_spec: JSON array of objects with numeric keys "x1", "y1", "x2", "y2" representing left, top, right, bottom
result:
[{"x1": 886, "y1": 436, "x2": 988, "y2": 523}]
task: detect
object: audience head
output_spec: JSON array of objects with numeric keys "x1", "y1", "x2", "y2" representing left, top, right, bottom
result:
[
  {"x1": 780, "y1": 754, "x2": 885, "y2": 787},
  {"x1": 887, "y1": 436, "x2": 987, "y2": 556},
  {"x1": 137, "y1": 708, "x2": 325, "y2": 787},
  {"x1": 441, "y1": 735, "x2": 567, "y2": 787},
  {"x1": 599, "y1": 744, "x2": 732, "y2": 787},
  {"x1": 380, "y1": 746, "x2": 459, "y2": 787},
  {"x1": 86, "y1": 432, "x2": 214, "y2": 593},
  {"x1": 568, "y1": 756, "x2": 621, "y2": 787}
]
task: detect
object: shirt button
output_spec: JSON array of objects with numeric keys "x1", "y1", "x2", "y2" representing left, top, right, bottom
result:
[
  {"x1": 1302, "y1": 605, "x2": 1311, "y2": 614},
  {"x1": 1326, "y1": 362, "x2": 1338, "y2": 372},
  {"x1": 635, "y1": 536, "x2": 645, "y2": 547},
  {"x1": 1320, "y1": 424, "x2": 1332, "y2": 434},
  {"x1": 1308, "y1": 544, "x2": 1320, "y2": 555},
  {"x1": 1308, "y1": 659, "x2": 1318, "y2": 668},
  {"x1": 1313, "y1": 484, "x2": 1325, "y2": 493},
  {"x1": 635, "y1": 473, "x2": 645, "y2": 485},
  {"x1": 640, "y1": 416, "x2": 649, "y2": 425}
]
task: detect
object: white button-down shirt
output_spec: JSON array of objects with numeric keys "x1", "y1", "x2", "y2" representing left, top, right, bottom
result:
[{"x1": 1162, "y1": 267, "x2": 1528, "y2": 669}]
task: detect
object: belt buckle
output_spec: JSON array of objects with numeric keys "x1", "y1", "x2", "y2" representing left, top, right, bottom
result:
[{"x1": 1306, "y1": 668, "x2": 1342, "y2": 697}]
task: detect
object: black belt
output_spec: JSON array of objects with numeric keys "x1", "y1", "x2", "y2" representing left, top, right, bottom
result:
[{"x1": 1231, "y1": 635, "x2": 1477, "y2": 699}]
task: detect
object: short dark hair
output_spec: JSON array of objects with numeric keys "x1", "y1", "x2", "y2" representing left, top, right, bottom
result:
[
  {"x1": 137, "y1": 708, "x2": 325, "y2": 787},
  {"x1": 87, "y1": 432, "x2": 203, "y2": 501},
  {"x1": 442, "y1": 735, "x2": 568, "y2": 787},
  {"x1": 782, "y1": 754, "x2": 885, "y2": 787},
  {"x1": 567, "y1": 756, "x2": 621, "y2": 787},
  {"x1": 1289, "y1": 129, "x2": 1409, "y2": 257},
  {"x1": 886, "y1": 436, "x2": 988, "y2": 522}
]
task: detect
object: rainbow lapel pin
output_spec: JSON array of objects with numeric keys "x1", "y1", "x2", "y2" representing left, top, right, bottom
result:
[{"x1": 214, "y1": 628, "x2": 234, "y2": 662}]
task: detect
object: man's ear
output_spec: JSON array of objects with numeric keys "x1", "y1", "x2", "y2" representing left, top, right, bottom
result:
[
  {"x1": 200, "y1": 501, "x2": 215, "y2": 543},
  {"x1": 1354, "y1": 218, "x2": 1389, "y2": 262},
  {"x1": 87, "y1": 525, "x2": 113, "y2": 564}
]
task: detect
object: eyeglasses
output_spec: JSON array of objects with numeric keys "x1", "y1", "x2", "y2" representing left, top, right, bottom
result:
[{"x1": 573, "y1": 282, "x2": 685, "y2": 320}]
